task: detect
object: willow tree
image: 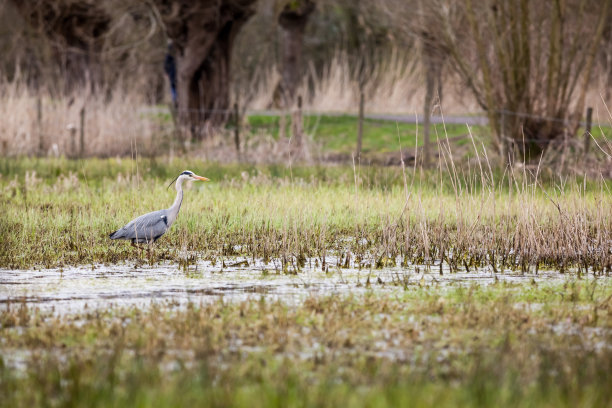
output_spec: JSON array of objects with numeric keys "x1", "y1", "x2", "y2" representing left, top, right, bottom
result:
[
  {"x1": 152, "y1": 0, "x2": 257, "y2": 139},
  {"x1": 601, "y1": 18, "x2": 612, "y2": 103},
  {"x1": 414, "y1": 5, "x2": 448, "y2": 168},
  {"x1": 266, "y1": 0, "x2": 316, "y2": 110},
  {"x1": 9, "y1": 0, "x2": 111, "y2": 92},
  {"x1": 429, "y1": 0, "x2": 610, "y2": 160},
  {"x1": 375, "y1": 0, "x2": 448, "y2": 166}
]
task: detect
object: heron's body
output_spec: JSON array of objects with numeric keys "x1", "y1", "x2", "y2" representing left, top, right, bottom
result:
[
  {"x1": 109, "y1": 208, "x2": 173, "y2": 243},
  {"x1": 109, "y1": 170, "x2": 208, "y2": 244}
]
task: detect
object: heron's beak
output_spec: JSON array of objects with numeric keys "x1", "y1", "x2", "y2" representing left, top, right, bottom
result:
[{"x1": 194, "y1": 175, "x2": 210, "y2": 182}]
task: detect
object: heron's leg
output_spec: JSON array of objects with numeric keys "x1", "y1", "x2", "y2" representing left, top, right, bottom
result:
[
  {"x1": 131, "y1": 241, "x2": 147, "y2": 255},
  {"x1": 145, "y1": 242, "x2": 154, "y2": 264}
]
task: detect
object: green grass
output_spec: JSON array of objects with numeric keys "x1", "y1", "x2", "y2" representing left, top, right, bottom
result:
[
  {"x1": 1, "y1": 158, "x2": 611, "y2": 270},
  {"x1": 246, "y1": 114, "x2": 482, "y2": 154},
  {"x1": 246, "y1": 113, "x2": 612, "y2": 155},
  {"x1": 1, "y1": 157, "x2": 611, "y2": 407},
  {"x1": 1, "y1": 280, "x2": 611, "y2": 407},
  {"x1": 582, "y1": 123, "x2": 612, "y2": 141},
  {"x1": 148, "y1": 110, "x2": 612, "y2": 159}
]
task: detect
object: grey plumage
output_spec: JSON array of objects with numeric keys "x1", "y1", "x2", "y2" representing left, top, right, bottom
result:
[
  {"x1": 109, "y1": 209, "x2": 170, "y2": 243},
  {"x1": 109, "y1": 170, "x2": 209, "y2": 244}
]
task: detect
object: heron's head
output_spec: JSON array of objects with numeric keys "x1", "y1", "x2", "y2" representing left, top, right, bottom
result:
[
  {"x1": 180, "y1": 170, "x2": 209, "y2": 182},
  {"x1": 167, "y1": 170, "x2": 210, "y2": 189}
]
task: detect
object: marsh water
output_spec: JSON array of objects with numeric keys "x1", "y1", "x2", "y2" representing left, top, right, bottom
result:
[
  {"x1": 0, "y1": 256, "x2": 585, "y2": 315},
  {"x1": 2, "y1": 257, "x2": 611, "y2": 378}
]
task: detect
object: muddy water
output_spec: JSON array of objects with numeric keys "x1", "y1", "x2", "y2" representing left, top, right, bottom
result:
[{"x1": 0, "y1": 257, "x2": 584, "y2": 315}]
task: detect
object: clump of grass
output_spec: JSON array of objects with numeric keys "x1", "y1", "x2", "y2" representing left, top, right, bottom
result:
[
  {"x1": 1, "y1": 280, "x2": 610, "y2": 407},
  {"x1": 0, "y1": 158, "x2": 611, "y2": 273}
]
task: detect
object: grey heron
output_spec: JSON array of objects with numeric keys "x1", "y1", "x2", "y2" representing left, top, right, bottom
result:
[{"x1": 109, "y1": 170, "x2": 209, "y2": 245}]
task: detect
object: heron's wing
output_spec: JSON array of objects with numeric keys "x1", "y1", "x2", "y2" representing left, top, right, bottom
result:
[{"x1": 111, "y1": 210, "x2": 169, "y2": 241}]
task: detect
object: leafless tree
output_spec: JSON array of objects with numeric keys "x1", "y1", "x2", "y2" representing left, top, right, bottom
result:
[
  {"x1": 151, "y1": 0, "x2": 257, "y2": 140},
  {"x1": 600, "y1": 18, "x2": 612, "y2": 103},
  {"x1": 270, "y1": 0, "x2": 315, "y2": 109},
  {"x1": 9, "y1": 0, "x2": 112, "y2": 92},
  {"x1": 5, "y1": 0, "x2": 165, "y2": 98},
  {"x1": 427, "y1": 0, "x2": 611, "y2": 160},
  {"x1": 414, "y1": 1, "x2": 447, "y2": 167},
  {"x1": 376, "y1": 0, "x2": 447, "y2": 166}
]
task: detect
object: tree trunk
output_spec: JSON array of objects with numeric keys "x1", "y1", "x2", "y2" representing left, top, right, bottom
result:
[
  {"x1": 198, "y1": 17, "x2": 246, "y2": 129},
  {"x1": 604, "y1": 20, "x2": 612, "y2": 103},
  {"x1": 156, "y1": 0, "x2": 256, "y2": 141},
  {"x1": 176, "y1": 61, "x2": 202, "y2": 140},
  {"x1": 276, "y1": 0, "x2": 315, "y2": 109},
  {"x1": 420, "y1": 30, "x2": 444, "y2": 168}
]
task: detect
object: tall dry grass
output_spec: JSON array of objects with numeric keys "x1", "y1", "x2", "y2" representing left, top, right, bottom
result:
[
  {"x1": 0, "y1": 49, "x2": 486, "y2": 158},
  {"x1": 0, "y1": 80, "x2": 162, "y2": 157},
  {"x1": 245, "y1": 51, "x2": 481, "y2": 114},
  {"x1": 2, "y1": 49, "x2": 610, "y2": 158}
]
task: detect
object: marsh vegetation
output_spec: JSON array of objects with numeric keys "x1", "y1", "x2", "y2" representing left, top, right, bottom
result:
[
  {"x1": 2, "y1": 1, "x2": 612, "y2": 405},
  {"x1": 1, "y1": 157, "x2": 611, "y2": 406},
  {"x1": 1, "y1": 278, "x2": 611, "y2": 407},
  {"x1": 1, "y1": 158, "x2": 611, "y2": 273}
]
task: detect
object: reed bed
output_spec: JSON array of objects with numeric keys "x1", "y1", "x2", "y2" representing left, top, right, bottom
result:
[
  {"x1": 0, "y1": 50, "x2": 490, "y2": 158},
  {"x1": 1, "y1": 158, "x2": 610, "y2": 273},
  {"x1": 0, "y1": 80, "x2": 166, "y2": 158}
]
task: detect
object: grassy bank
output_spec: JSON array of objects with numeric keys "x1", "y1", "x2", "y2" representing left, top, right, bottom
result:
[
  {"x1": 245, "y1": 114, "x2": 481, "y2": 155},
  {"x1": 1, "y1": 280, "x2": 611, "y2": 407},
  {"x1": 1, "y1": 157, "x2": 611, "y2": 271}
]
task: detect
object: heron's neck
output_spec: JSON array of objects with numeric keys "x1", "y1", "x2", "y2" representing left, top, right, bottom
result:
[{"x1": 167, "y1": 179, "x2": 184, "y2": 225}]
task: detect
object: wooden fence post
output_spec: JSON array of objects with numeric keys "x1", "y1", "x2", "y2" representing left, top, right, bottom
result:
[
  {"x1": 356, "y1": 89, "x2": 364, "y2": 159},
  {"x1": 234, "y1": 102, "x2": 241, "y2": 161},
  {"x1": 292, "y1": 95, "x2": 304, "y2": 152},
  {"x1": 36, "y1": 97, "x2": 43, "y2": 156},
  {"x1": 583, "y1": 107, "x2": 593, "y2": 157},
  {"x1": 79, "y1": 107, "x2": 85, "y2": 158},
  {"x1": 423, "y1": 69, "x2": 435, "y2": 168},
  {"x1": 69, "y1": 125, "x2": 77, "y2": 157},
  {"x1": 500, "y1": 110, "x2": 507, "y2": 165}
]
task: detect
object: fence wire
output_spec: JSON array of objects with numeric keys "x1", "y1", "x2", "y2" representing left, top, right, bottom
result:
[{"x1": 1, "y1": 103, "x2": 609, "y2": 158}]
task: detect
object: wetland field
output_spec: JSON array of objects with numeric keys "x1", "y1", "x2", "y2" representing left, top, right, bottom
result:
[{"x1": 1, "y1": 158, "x2": 611, "y2": 407}]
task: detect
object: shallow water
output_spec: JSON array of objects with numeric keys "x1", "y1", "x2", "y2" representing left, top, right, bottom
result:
[
  {"x1": 2, "y1": 258, "x2": 610, "y2": 375},
  {"x1": 0, "y1": 257, "x2": 588, "y2": 315}
]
